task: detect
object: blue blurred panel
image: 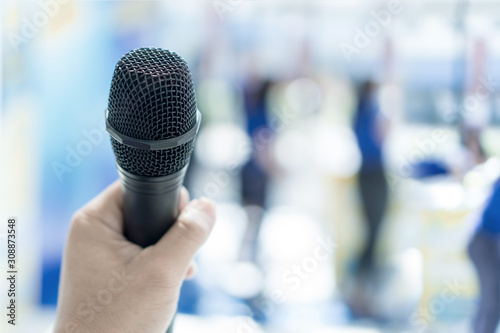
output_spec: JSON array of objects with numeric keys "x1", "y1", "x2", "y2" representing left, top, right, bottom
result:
[
  {"x1": 41, "y1": 260, "x2": 61, "y2": 306},
  {"x1": 35, "y1": 1, "x2": 180, "y2": 306}
]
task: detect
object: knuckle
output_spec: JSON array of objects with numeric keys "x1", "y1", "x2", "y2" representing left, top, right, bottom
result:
[
  {"x1": 176, "y1": 216, "x2": 210, "y2": 244},
  {"x1": 70, "y1": 210, "x2": 89, "y2": 230},
  {"x1": 143, "y1": 262, "x2": 179, "y2": 289},
  {"x1": 194, "y1": 198, "x2": 216, "y2": 220},
  {"x1": 68, "y1": 210, "x2": 94, "y2": 240},
  {"x1": 143, "y1": 266, "x2": 167, "y2": 283}
]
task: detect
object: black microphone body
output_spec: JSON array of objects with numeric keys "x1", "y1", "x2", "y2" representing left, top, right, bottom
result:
[
  {"x1": 118, "y1": 165, "x2": 186, "y2": 246},
  {"x1": 105, "y1": 47, "x2": 200, "y2": 332}
]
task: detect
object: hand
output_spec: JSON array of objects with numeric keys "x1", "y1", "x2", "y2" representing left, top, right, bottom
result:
[{"x1": 54, "y1": 180, "x2": 216, "y2": 333}]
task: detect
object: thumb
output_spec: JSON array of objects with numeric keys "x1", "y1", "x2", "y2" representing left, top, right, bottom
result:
[{"x1": 149, "y1": 198, "x2": 216, "y2": 277}]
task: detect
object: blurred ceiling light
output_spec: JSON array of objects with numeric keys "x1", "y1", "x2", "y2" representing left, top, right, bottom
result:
[
  {"x1": 399, "y1": 248, "x2": 423, "y2": 297},
  {"x1": 379, "y1": 84, "x2": 403, "y2": 119},
  {"x1": 259, "y1": 207, "x2": 323, "y2": 259},
  {"x1": 199, "y1": 203, "x2": 248, "y2": 265},
  {"x1": 435, "y1": 90, "x2": 456, "y2": 122},
  {"x1": 490, "y1": 32, "x2": 500, "y2": 57},
  {"x1": 462, "y1": 93, "x2": 491, "y2": 129},
  {"x1": 224, "y1": 261, "x2": 265, "y2": 299},
  {"x1": 483, "y1": 157, "x2": 500, "y2": 181},
  {"x1": 282, "y1": 13, "x2": 307, "y2": 41},
  {"x1": 195, "y1": 123, "x2": 251, "y2": 170},
  {"x1": 464, "y1": 170, "x2": 488, "y2": 189},
  {"x1": 376, "y1": 247, "x2": 423, "y2": 317},
  {"x1": 313, "y1": 125, "x2": 361, "y2": 177},
  {"x1": 273, "y1": 129, "x2": 309, "y2": 172},
  {"x1": 426, "y1": 182, "x2": 465, "y2": 210},
  {"x1": 467, "y1": 15, "x2": 494, "y2": 36},
  {"x1": 399, "y1": 17, "x2": 461, "y2": 58},
  {"x1": 259, "y1": 207, "x2": 335, "y2": 304},
  {"x1": 285, "y1": 78, "x2": 323, "y2": 115},
  {"x1": 197, "y1": 79, "x2": 239, "y2": 121}
]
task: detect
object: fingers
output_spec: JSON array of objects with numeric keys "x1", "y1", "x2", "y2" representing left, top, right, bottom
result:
[
  {"x1": 150, "y1": 198, "x2": 216, "y2": 278},
  {"x1": 78, "y1": 180, "x2": 124, "y2": 233},
  {"x1": 76, "y1": 183, "x2": 190, "y2": 237},
  {"x1": 185, "y1": 262, "x2": 198, "y2": 280},
  {"x1": 179, "y1": 187, "x2": 190, "y2": 212}
]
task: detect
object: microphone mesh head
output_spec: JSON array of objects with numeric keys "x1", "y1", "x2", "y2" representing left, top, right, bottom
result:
[{"x1": 107, "y1": 47, "x2": 197, "y2": 177}]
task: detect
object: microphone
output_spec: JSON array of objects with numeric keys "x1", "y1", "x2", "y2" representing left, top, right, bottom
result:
[
  {"x1": 105, "y1": 47, "x2": 200, "y2": 332},
  {"x1": 106, "y1": 47, "x2": 201, "y2": 247},
  {"x1": 106, "y1": 48, "x2": 201, "y2": 241}
]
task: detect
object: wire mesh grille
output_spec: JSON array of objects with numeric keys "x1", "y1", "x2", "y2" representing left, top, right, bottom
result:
[{"x1": 107, "y1": 47, "x2": 197, "y2": 176}]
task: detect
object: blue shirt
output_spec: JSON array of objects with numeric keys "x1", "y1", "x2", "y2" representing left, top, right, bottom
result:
[
  {"x1": 243, "y1": 83, "x2": 269, "y2": 137},
  {"x1": 480, "y1": 178, "x2": 500, "y2": 235},
  {"x1": 354, "y1": 94, "x2": 384, "y2": 171}
]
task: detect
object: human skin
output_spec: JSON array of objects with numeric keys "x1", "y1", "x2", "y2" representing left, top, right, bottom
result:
[{"x1": 54, "y1": 180, "x2": 216, "y2": 333}]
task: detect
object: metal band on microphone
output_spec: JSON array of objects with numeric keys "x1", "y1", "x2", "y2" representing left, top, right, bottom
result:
[{"x1": 105, "y1": 109, "x2": 201, "y2": 150}]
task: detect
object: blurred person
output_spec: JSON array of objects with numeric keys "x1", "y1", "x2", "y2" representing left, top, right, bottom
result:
[
  {"x1": 468, "y1": 177, "x2": 500, "y2": 333},
  {"x1": 354, "y1": 80, "x2": 389, "y2": 276},
  {"x1": 239, "y1": 78, "x2": 274, "y2": 263},
  {"x1": 348, "y1": 80, "x2": 389, "y2": 317},
  {"x1": 54, "y1": 181, "x2": 216, "y2": 332},
  {"x1": 458, "y1": 123, "x2": 488, "y2": 172},
  {"x1": 446, "y1": 93, "x2": 489, "y2": 180},
  {"x1": 459, "y1": 38, "x2": 489, "y2": 171}
]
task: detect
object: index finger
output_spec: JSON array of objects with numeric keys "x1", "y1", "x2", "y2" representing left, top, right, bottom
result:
[{"x1": 80, "y1": 180, "x2": 124, "y2": 233}]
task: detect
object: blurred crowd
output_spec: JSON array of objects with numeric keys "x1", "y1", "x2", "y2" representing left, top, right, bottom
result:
[{"x1": 186, "y1": 68, "x2": 500, "y2": 332}]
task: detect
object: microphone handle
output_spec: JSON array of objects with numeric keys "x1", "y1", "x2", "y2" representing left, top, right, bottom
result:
[{"x1": 118, "y1": 165, "x2": 188, "y2": 333}]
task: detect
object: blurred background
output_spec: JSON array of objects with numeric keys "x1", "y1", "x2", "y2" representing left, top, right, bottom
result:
[{"x1": 2, "y1": 0, "x2": 500, "y2": 332}]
